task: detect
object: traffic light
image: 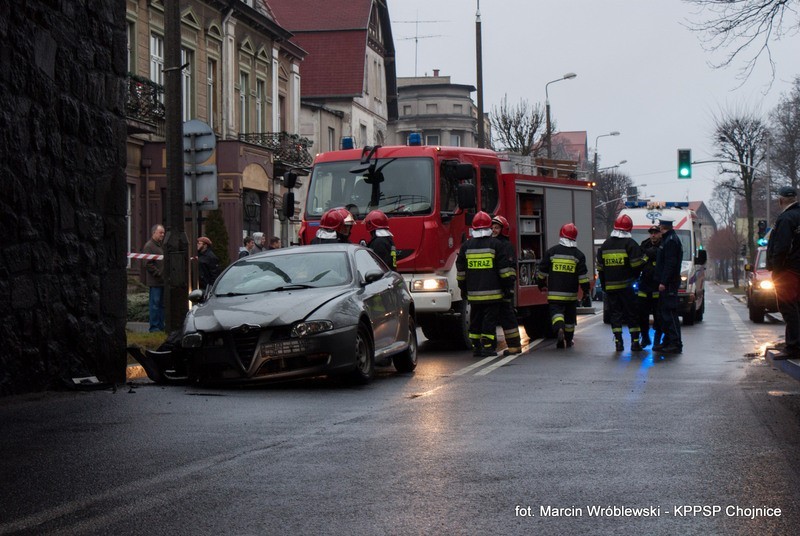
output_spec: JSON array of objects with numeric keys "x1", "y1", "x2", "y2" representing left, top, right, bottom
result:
[
  {"x1": 677, "y1": 149, "x2": 692, "y2": 179},
  {"x1": 757, "y1": 219, "x2": 767, "y2": 240}
]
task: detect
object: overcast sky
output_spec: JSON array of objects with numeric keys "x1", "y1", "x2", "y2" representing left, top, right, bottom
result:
[{"x1": 388, "y1": 0, "x2": 799, "y2": 208}]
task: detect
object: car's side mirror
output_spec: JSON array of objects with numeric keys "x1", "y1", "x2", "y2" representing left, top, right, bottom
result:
[
  {"x1": 188, "y1": 289, "x2": 204, "y2": 303},
  {"x1": 362, "y1": 270, "x2": 383, "y2": 285},
  {"x1": 695, "y1": 249, "x2": 708, "y2": 265}
]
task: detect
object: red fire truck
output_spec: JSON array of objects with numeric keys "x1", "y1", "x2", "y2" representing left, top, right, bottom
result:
[{"x1": 298, "y1": 143, "x2": 595, "y2": 347}]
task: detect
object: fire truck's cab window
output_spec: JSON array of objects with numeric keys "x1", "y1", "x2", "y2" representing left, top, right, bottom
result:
[
  {"x1": 440, "y1": 166, "x2": 459, "y2": 213},
  {"x1": 306, "y1": 158, "x2": 434, "y2": 219},
  {"x1": 480, "y1": 166, "x2": 499, "y2": 213}
]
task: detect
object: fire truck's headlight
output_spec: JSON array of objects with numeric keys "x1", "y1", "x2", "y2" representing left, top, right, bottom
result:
[
  {"x1": 412, "y1": 278, "x2": 448, "y2": 292},
  {"x1": 759, "y1": 280, "x2": 774, "y2": 290}
]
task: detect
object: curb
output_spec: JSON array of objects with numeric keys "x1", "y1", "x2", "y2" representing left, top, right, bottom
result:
[{"x1": 764, "y1": 349, "x2": 800, "y2": 383}]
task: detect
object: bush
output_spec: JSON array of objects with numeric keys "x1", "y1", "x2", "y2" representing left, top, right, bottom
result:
[{"x1": 128, "y1": 292, "x2": 150, "y2": 322}]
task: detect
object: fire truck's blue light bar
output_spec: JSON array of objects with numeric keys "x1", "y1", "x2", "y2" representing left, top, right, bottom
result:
[
  {"x1": 407, "y1": 132, "x2": 422, "y2": 146},
  {"x1": 341, "y1": 137, "x2": 355, "y2": 150}
]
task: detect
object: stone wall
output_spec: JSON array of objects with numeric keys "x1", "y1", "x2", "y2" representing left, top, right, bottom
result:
[{"x1": 0, "y1": 0, "x2": 128, "y2": 394}]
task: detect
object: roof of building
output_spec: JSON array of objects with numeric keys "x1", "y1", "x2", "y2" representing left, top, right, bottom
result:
[
  {"x1": 268, "y1": 0, "x2": 379, "y2": 99},
  {"x1": 552, "y1": 131, "x2": 588, "y2": 163}
]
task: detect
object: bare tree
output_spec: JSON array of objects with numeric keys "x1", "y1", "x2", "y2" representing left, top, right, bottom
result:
[
  {"x1": 684, "y1": 0, "x2": 799, "y2": 84},
  {"x1": 594, "y1": 169, "x2": 634, "y2": 237},
  {"x1": 708, "y1": 186, "x2": 745, "y2": 284},
  {"x1": 489, "y1": 95, "x2": 546, "y2": 156},
  {"x1": 769, "y1": 76, "x2": 800, "y2": 190},
  {"x1": 711, "y1": 106, "x2": 769, "y2": 262}
]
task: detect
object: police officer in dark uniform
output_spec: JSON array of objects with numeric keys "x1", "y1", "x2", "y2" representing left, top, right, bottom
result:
[
  {"x1": 537, "y1": 223, "x2": 591, "y2": 349},
  {"x1": 491, "y1": 215, "x2": 522, "y2": 355},
  {"x1": 365, "y1": 209, "x2": 396, "y2": 269},
  {"x1": 637, "y1": 225, "x2": 663, "y2": 348},
  {"x1": 766, "y1": 186, "x2": 800, "y2": 359},
  {"x1": 456, "y1": 211, "x2": 516, "y2": 357},
  {"x1": 653, "y1": 218, "x2": 684, "y2": 354},
  {"x1": 597, "y1": 214, "x2": 646, "y2": 352}
]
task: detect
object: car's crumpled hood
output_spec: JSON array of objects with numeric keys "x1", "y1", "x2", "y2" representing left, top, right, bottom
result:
[{"x1": 189, "y1": 287, "x2": 350, "y2": 331}]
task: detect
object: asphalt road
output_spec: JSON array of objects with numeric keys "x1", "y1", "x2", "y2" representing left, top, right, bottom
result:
[{"x1": 1, "y1": 284, "x2": 800, "y2": 535}]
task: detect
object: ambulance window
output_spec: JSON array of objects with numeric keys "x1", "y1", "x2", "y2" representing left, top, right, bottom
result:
[{"x1": 480, "y1": 166, "x2": 499, "y2": 213}]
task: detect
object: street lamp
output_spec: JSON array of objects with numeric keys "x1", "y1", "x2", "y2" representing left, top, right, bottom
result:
[
  {"x1": 593, "y1": 131, "x2": 621, "y2": 182},
  {"x1": 545, "y1": 72, "x2": 577, "y2": 162},
  {"x1": 598, "y1": 159, "x2": 627, "y2": 172}
]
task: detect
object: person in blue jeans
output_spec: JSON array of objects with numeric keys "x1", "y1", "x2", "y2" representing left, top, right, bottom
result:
[{"x1": 143, "y1": 224, "x2": 165, "y2": 332}]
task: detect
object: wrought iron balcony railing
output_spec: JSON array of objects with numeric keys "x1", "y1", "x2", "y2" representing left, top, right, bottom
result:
[
  {"x1": 126, "y1": 73, "x2": 165, "y2": 130},
  {"x1": 239, "y1": 132, "x2": 314, "y2": 168}
]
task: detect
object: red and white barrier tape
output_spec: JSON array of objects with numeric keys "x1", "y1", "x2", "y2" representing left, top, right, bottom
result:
[{"x1": 127, "y1": 253, "x2": 163, "y2": 260}]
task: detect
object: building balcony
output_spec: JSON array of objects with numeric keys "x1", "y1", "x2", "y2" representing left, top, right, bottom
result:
[
  {"x1": 239, "y1": 131, "x2": 314, "y2": 169},
  {"x1": 126, "y1": 74, "x2": 165, "y2": 136}
]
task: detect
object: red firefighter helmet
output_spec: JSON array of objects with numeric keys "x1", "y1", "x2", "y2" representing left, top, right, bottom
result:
[
  {"x1": 613, "y1": 214, "x2": 633, "y2": 232},
  {"x1": 472, "y1": 211, "x2": 493, "y2": 230},
  {"x1": 319, "y1": 209, "x2": 345, "y2": 231},
  {"x1": 365, "y1": 210, "x2": 390, "y2": 232},
  {"x1": 491, "y1": 215, "x2": 511, "y2": 237},
  {"x1": 560, "y1": 223, "x2": 578, "y2": 241},
  {"x1": 334, "y1": 207, "x2": 355, "y2": 226}
]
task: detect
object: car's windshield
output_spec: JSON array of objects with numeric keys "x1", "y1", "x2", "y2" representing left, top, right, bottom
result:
[
  {"x1": 756, "y1": 250, "x2": 768, "y2": 270},
  {"x1": 630, "y1": 229, "x2": 693, "y2": 261},
  {"x1": 306, "y1": 157, "x2": 434, "y2": 219},
  {"x1": 213, "y1": 252, "x2": 351, "y2": 295}
]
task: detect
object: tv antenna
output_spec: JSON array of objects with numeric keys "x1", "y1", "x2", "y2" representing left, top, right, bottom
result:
[{"x1": 394, "y1": 14, "x2": 449, "y2": 76}]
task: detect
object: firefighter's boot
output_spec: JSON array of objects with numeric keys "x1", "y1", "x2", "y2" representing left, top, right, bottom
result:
[
  {"x1": 556, "y1": 327, "x2": 566, "y2": 349},
  {"x1": 653, "y1": 330, "x2": 663, "y2": 348},
  {"x1": 472, "y1": 339, "x2": 483, "y2": 358},
  {"x1": 481, "y1": 337, "x2": 497, "y2": 357},
  {"x1": 631, "y1": 336, "x2": 643, "y2": 352},
  {"x1": 640, "y1": 329, "x2": 651, "y2": 348},
  {"x1": 503, "y1": 328, "x2": 522, "y2": 356},
  {"x1": 614, "y1": 334, "x2": 624, "y2": 352}
]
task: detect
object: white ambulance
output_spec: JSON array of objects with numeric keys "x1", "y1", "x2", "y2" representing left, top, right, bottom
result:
[{"x1": 618, "y1": 201, "x2": 708, "y2": 325}]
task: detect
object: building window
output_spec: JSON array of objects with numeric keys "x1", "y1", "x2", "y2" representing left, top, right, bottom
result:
[
  {"x1": 207, "y1": 58, "x2": 217, "y2": 129},
  {"x1": 256, "y1": 79, "x2": 265, "y2": 132},
  {"x1": 150, "y1": 33, "x2": 164, "y2": 100},
  {"x1": 181, "y1": 48, "x2": 193, "y2": 122},
  {"x1": 453, "y1": 104, "x2": 463, "y2": 115},
  {"x1": 426, "y1": 103, "x2": 437, "y2": 114},
  {"x1": 403, "y1": 105, "x2": 411, "y2": 116},
  {"x1": 452, "y1": 134, "x2": 462, "y2": 147},
  {"x1": 360, "y1": 124, "x2": 368, "y2": 147},
  {"x1": 239, "y1": 71, "x2": 249, "y2": 132},
  {"x1": 328, "y1": 127, "x2": 336, "y2": 152},
  {"x1": 279, "y1": 95, "x2": 286, "y2": 132},
  {"x1": 127, "y1": 21, "x2": 135, "y2": 72},
  {"x1": 426, "y1": 134, "x2": 440, "y2": 145}
]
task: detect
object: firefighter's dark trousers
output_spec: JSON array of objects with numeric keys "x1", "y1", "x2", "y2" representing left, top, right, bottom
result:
[
  {"x1": 774, "y1": 270, "x2": 800, "y2": 353},
  {"x1": 548, "y1": 299, "x2": 576, "y2": 341},
  {"x1": 498, "y1": 298, "x2": 521, "y2": 350},
  {"x1": 659, "y1": 285, "x2": 682, "y2": 348},
  {"x1": 606, "y1": 286, "x2": 640, "y2": 341},
  {"x1": 469, "y1": 301, "x2": 501, "y2": 354}
]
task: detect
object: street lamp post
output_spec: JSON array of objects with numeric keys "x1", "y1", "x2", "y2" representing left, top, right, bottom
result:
[
  {"x1": 593, "y1": 131, "x2": 621, "y2": 182},
  {"x1": 545, "y1": 72, "x2": 577, "y2": 163}
]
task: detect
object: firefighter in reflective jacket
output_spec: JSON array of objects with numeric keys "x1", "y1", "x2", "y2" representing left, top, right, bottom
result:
[
  {"x1": 597, "y1": 214, "x2": 646, "y2": 352},
  {"x1": 536, "y1": 223, "x2": 591, "y2": 349},
  {"x1": 311, "y1": 209, "x2": 345, "y2": 244},
  {"x1": 457, "y1": 211, "x2": 516, "y2": 357},
  {"x1": 365, "y1": 210, "x2": 396, "y2": 269},
  {"x1": 491, "y1": 215, "x2": 522, "y2": 355}
]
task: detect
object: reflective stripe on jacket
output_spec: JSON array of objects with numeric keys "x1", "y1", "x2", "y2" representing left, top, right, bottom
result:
[{"x1": 537, "y1": 244, "x2": 589, "y2": 301}]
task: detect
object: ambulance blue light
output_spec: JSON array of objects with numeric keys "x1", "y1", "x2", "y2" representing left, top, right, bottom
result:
[
  {"x1": 341, "y1": 136, "x2": 355, "y2": 150},
  {"x1": 407, "y1": 132, "x2": 422, "y2": 146},
  {"x1": 664, "y1": 201, "x2": 689, "y2": 208},
  {"x1": 624, "y1": 201, "x2": 648, "y2": 208}
]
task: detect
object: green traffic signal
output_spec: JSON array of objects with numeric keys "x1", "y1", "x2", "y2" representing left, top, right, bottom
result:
[{"x1": 677, "y1": 149, "x2": 692, "y2": 179}]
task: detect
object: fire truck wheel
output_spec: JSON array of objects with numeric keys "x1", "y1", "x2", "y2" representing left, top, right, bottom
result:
[{"x1": 458, "y1": 300, "x2": 471, "y2": 349}]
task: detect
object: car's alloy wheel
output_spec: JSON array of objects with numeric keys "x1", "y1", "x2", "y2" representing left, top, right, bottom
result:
[{"x1": 352, "y1": 323, "x2": 374, "y2": 384}]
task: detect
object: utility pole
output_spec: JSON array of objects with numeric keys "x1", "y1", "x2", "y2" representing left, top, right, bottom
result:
[
  {"x1": 163, "y1": 0, "x2": 188, "y2": 332},
  {"x1": 475, "y1": 1, "x2": 485, "y2": 148}
]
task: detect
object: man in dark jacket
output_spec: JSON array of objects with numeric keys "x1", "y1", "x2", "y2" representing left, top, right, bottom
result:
[
  {"x1": 766, "y1": 186, "x2": 800, "y2": 359},
  {"x1": 457, "y1": 211, "x2": 516, "y2": 357},
  {"x1": 597, "y1": 214, "x2": 646, "y2": 351},
  {"x1": 637, "y1": 225, "x2": 663, "y2": 348},
  {"x1": 537, "y1": 223, "x2": 590, "y2": 349},
  {"x1": 654, "y1": 218, "x2": 684, "y2": 354},
  {"x1": 197, "y1": 236, "x2": 221, "y2": 291},
  {"x1": 143, "y1": 224, "x2": 165, "y2": 332}
]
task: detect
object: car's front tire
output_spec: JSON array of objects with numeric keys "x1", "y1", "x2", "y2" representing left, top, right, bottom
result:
[
  {"x1": 351, "y1": 323, "x2": 374, "y2": 384},
  {"x1": 749, "y1": 303, "x2": 765, "y2": 323},
  {"x1": 393, "y1": 316, "x2": 418, "y2": 373}
]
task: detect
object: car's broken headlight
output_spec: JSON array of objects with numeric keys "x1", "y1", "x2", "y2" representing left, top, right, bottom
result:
[
  {"x1": 291, "y1": 320, "x2": 333, "y2": 338},
  {"x1": 182, "y1": 332, "x2": 203, "y2": 348}
]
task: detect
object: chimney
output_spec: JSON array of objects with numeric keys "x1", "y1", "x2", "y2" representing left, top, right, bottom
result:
[{"x1": 433, "y1": 69, "x2": 440, "y2": 77}]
